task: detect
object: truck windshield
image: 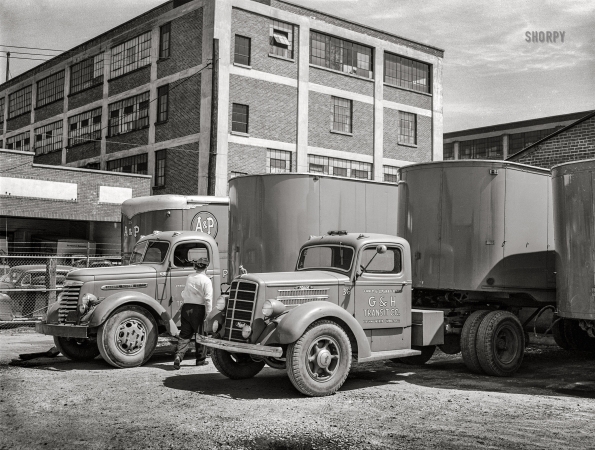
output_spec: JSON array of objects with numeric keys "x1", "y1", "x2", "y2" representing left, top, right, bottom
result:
[
  {"x1": 129, "y1": 241, "x2": 170, "y2": 264},
  {"x1": 296, "y1": 245, "x2": 354, "y2": 273}
]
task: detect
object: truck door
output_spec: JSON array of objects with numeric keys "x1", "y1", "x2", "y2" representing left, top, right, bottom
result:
[
  {"x1": 166, "y1": 241, "x2": 218, "y2": 324},
  {"x1": 353, "y1": 244, "x2": 412, "y2": 351}
]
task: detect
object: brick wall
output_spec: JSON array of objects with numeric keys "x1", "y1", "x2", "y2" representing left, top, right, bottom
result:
[
  {"x1": 308, "y1": 91, "x2": 373, "y2": 155},
  {"x1": 383, "y1": 108, "x2": 431, "y2": 162},
  {"x1": 6, "y1": 114, "x2": 30, "y2": 133},
  {"x1": 106, "y1": 128, "x2": 149, "y2": 154},
  {"x1": 309, "y1": 67, "x2": 373, "y2": 97},
  {"x1": 0, "y1": 150, "x2": 150, "y2": 222},
  {"x1": 155, "y1": 73, "x2": 201, "y2": 142},
  {"x1": 33, "y1": 151, "x2": 62, "y2": 166},
  {"x1": 229, "y1": 75, "x2": 297, "y2": 143},
  {"x1": 35, "y1": 101, "x2": 64, "y2": 123},
  {"x1": 157, "y1": 144, "x2": 200, "y2": 195},
  {"x1": 157, "y1": 8, "x2": 203, "y2": 79},
  {"x1": 231, "y1": 8, "x2": 299, "y2": 79},
  {"x1": 109, "y1": 66, "x2": 151, "y2": 97},
  {"x1": 383, "y1": 84, "x2": 432, "y2": 110},
  {"x1": 66, "y1": 141, "x2": 101, "y2": 163},
  {"x1": 509, "y1": 115, "x2": 595, "y2": 169},
  {"x1": 68, "y1": 85, "x2": 103, "y2": 111},
  {"x1": 228, "y1": 142, "x2": 266, "y2": 178}
]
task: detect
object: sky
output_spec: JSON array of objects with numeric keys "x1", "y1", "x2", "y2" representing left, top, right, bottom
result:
[{"x1": 0, "y1": 0, "x2": 593, "y2": 132}]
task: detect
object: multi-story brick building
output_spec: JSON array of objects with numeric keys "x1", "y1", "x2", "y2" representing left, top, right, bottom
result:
[
  {"x1": 442, "y1": 110, "x2": 593, "y2": 161},
  {"x1": 0, "y1": 0, "x2": 444, "y2": 197}
]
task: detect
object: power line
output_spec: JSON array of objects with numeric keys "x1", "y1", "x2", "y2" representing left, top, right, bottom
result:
[
  {"x1": 1, "y1": 50, "x2": 59, "y2": 57},
  {"x1": 0, "y1": 44, "x2": 64, "y2": 52},
  {"x1": 0, "y1": 55, "x2": 50, "y2": 62}
]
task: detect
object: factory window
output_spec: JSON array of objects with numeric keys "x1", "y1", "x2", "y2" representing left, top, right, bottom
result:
[
  {"x1": 5, "y1": 131, "x2": 30, "y2": 151},
  {"x1": 310, "y1": 31, "x2": 373, "y2": 79},
  {"x1": 156, "y1": 85, "x2": 169, "y2": 123},
  {"x1": 232, "y1": 103, "x2": 249, "y2": 134},
  {"x1": 443, "y1": 142, "x2": 455, "y2": 160},
  {"x1": 509, "y1": 128, "x2": 560, "y2": 154},
  {"x1": 234, "y1": 35, "x2": 251, "y2": 66},
  {"x1": 383, "y1": 165, "x2": 399, "y2": 183},
  {"x1": 85, "y1": 162, "x2": 100, "y2": 170},
  {"x1": 384, "y1": 53, "x2": 431, "y2": 94},
  {"x1": 270, "y1": 20, "x2": 294, "y2": 59},
  {"x1": 108, "y1": 92, "x2": 150, "y2": 137},
  {"x1": 398, "y1": 111, "x2": 417, "y2": 145},
  {"x1": 8, "y1": 85, "x2": 32, "y2": 119},
  {"x1": 159, "y1": 23, "x2": 171, "y2": 59},
  {"x1": 332, "y1": 97, "x2": 352, "y2": 133},
  {"x1": 307, "y1": 155, "x2": 372, "y2": 179},
  {"x1": 110, "y1": 31, "x2": 152, "y2": 78},
  {"x1": 107, "y1": 153, "x2": 148, "y2": 174},
  {"x1": 155, "y1": 149, "x2": 166, "y2": 187},
  {"x1": 459, "y1": 137, "x2": 503, "y2": 160},
  {"x1": 267, "y1": 149, "x2": 292, "y2": 173},
  {"x1": 70, "y1": 53, "x2": 104, "y2": 95},
  {"x1": 68, "y1": 107, "x2": 102, "y2": 147},
  {"x1": 0, "y1": 97, "x2": 4, "y2": 120},
  {"x1": 36, "y1": 71, "x2": 65, "y2": 107},
  {"x1": 34, "y1": 120, "x2": 63, "y2": 155}
]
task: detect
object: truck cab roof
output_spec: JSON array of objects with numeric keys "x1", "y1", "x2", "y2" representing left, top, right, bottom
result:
[
  {"x1": 136, "y1": 230, "x2": 218, "y2": 248},
  {"x1": 302, "y1": 233, "x2": 409, "y2": 252}
]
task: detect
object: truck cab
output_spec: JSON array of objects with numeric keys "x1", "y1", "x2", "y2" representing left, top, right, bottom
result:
[
  {"x1": 200, "y1": 232, "x2": 443, "y2": 396},
  {"x1": 36, "y1": 231, "x2": 222, "y2": 368}
]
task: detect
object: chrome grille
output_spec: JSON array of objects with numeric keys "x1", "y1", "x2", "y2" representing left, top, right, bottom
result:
[
  {"x1": 224, "y1": 281, "x2": 257, "y2": 342},
  {"x1": 58, "y1": 285, "x2": 81, "y2": 323},
  {"x1": 276, "y1": 287, "x2": 329, "y2": 309}
]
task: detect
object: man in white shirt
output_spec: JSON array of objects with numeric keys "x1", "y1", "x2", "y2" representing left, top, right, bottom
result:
[{"x1": 174, "y1": 256, "x2": 213, "y2": 369}]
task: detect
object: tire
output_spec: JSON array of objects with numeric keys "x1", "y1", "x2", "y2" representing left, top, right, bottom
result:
[
  {"x1": 97, "y1": 305, "x2": 158, "y2": 368},
  {"x1": 461, "y1": 310, "x2": 490, "y2": 374},
  {"x1": 264, "y1": 357, "x2": 286, "y2": 370},
  {"x1": 286, "y1": 320, "x2": 352, "y2": 397},
  {"x1": 476, "y1": 311, "x2": 524, "y2": 377},
  {"x1": 211, "y1": 349, "x2": 265, "y2": 379},
  {"x1": 393, "y1": 345, "x2": 436, "y2": 365},
  {"x1": 439, "y1": 334, "x2": 461, "y2": 355},
  {"x1": 551, "y1": 317, "x2": 570, "y2": 350},
  {"x1": 54, "y1": 336, "x2": 100, "y2": 361}
]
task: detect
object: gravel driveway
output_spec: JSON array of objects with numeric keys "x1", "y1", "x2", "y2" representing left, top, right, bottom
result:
[{"x1": 1, "y1": 328, "x2": 594, "y2": 450}]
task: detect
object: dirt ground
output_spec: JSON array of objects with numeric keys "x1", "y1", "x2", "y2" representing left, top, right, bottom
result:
[{"x1": 1, "y1": 328, "x2": 594, "y2": 450}]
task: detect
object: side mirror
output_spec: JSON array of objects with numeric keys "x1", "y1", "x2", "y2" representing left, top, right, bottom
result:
[{"x1": 376, "y1": 245, "x2": 387, "y2": 254}]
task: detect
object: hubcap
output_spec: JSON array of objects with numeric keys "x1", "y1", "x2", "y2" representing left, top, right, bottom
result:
[
  {"x1": 494, "y1": 324, "x2": 518, "y2": 365},
  {"x1": 114, "y1": 318, "x2": 146, "y2": 356},
  {"x1": 306, "y1": 335, "x2": 340, "y2": 383}
]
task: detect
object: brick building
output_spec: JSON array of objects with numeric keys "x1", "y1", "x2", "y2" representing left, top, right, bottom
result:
[
  {"x1": 0, "y1": 0, "x2": 444, "y2": 197},
  {"x1": 0, "y1": 149, "x2": 151, "y2": 253},
  {"x1": 507, "y1": 111, "x2": 595, "y2": 169},
  {"x1": 443, "y1": 110, "x2": 593, "y2": 161}
]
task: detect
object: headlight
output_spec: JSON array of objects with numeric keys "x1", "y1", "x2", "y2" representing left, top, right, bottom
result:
[
  {"x1": 215, "y1": 296, "x2": 227, "y2": 311},
  {"x1": 262, "y1": 299, "x2": 286, "y2": 318},
  {"x1": 79, "y1": 293, "x2": 98, "y2": 314},
  {"x1": 212, "y1": 319, "x2": 219, "y2": 333},
  {"x1": 241, "y1": 325, "x2": 252, "y2": 339}
]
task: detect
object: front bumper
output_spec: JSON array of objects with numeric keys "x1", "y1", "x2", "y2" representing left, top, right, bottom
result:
[
  {"x1": 196, "y1": 335, "x2": 283, "y2": 358},
  {"x1": 35, "y1": 322, "x2": 88, "y2": 338}
]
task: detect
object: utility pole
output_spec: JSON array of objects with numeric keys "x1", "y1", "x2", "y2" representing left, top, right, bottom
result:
[{"x1": 5, "y1": 51, "x2": 9, "y2": 82}]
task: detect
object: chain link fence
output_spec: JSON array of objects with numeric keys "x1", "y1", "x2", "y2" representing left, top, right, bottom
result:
[{"x1": 0, "y1": 245, "x2": 122, "y2": 329}]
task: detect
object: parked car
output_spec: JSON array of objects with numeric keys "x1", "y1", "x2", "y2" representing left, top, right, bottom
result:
[{"x1": 0, "y1": 265, "x2": 72, "y2": 319}]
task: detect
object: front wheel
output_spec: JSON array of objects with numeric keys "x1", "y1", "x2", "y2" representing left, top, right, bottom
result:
[
  {"x1": 97, "y1": 305, "x2": 158, "y2": 368},
  {"x1": 54, "y1": 336, "x2": 100, "y2": 361},
  {"x1": 476, "y1": 310, "x2": 524, "y2": 376},
  {"x1": 286, "y1": 320, "x2": 352, "y2": 397},
  {"x1": 211, "y1": 349, "x2": 265, "y2": 379}
]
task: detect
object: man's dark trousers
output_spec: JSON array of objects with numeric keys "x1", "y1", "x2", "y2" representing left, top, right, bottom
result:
[{"x1": 175, "y1": 303, "x2": 207, "y2": 362}]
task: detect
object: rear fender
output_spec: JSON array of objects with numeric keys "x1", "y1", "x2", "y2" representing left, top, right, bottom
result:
[
  {"x1": 87, "y1": 291, "x2": 178, "y2": 336},
  {"x1": 273, "y1": 301, "x2": 371, "y2": 359}
]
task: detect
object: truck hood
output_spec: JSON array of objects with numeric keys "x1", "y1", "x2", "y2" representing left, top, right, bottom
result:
[
  {"x1": 239, "y1": 270, "x2": 350, "y2": 286},
  {"x1": 67, "y1": 264, "x2": 157, "y2": 279}
]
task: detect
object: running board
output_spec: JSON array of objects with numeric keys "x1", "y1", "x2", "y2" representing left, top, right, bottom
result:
[{"x1": 357, "y1": 348, "x2": 421, "y2": 363}]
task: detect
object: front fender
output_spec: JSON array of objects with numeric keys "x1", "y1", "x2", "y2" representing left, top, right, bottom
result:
[
  {"x1": 275, "y1": 301, "x2": 371, "y2": 359},
  {"x1": 87, "y1": 291, "x2": 179, "y2": 336}
]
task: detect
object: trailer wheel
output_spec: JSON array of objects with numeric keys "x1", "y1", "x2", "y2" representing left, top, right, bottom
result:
[
  {"x1": 54, "y1": 336, "x2": 100, "y2": 361},
  {"x1": 551, "y1": 317, "x2": 570, "y2": 350},
  {"x1": 461, "y1": 310, "x2": 490, "y2": 374},
  {"x1": 476, "y1": 311, "x2": 524, "y2": 377},
  {"x1": 211, "y1": 349, "x2": 265, "y2": 379},
  {"x1": 394, "y1": 345, "x2": 436, "y2": 365},
  {"x1": 287, "y1": 320, "x2": 352, "y2": 397},
  {"x1": 97, "y1": 305, "x2": 158, "y2": 368}
]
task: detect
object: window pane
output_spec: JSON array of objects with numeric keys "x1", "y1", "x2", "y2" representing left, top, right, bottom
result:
[
  {"x1": 68, "y1": 107, "x2": 102, "y2": 147},
  {"x1": 384, "y1": 52, "x2": 431, "y2": 93},
  {"x1": 361, "y1": 247, "x2": 402, "y2": 273},
  {"x1": 232, "y1": 103, "x2": 249, "y2": 133},
  {"x1": 267, "y1": 149, "x2": 292, "y2": 173},
  {"x1": 270, "y1": 20, "x2": 294, "y2": 59},
  {"x1": 36, "y1": 71, "x2": 65, "y2": 107},
  {"x1": 310, "y1": 31, "x2": 373, "y2": 79},
  {"x1": 8, "y1": 85, "x2": 32, "y2": 119},
  {"x1": 33, "y1": 120, "x2": 63, "y2": 155},
  {"x1": 159, "y1": 23, "x2": 171, "y2": 59},
  {"x1": 107, "y1": 92, "x2": 150, "y2": 136},
  {"x1": 110, "y1": 31, "x2": 152, "y2": 78},
  {"x1": 155, "y1": 149, "x2": 166, "y2": 187},
  {"x1": 398, "y1": 111, "x2": 416, "y2": 145},
  {"x1": 234, "y1": 35, "x2": 251, "y2": 66},
  {"x1": 71, "y1": 54, "x2": 105, "y2": 94},
  {"x1": 332, "y1": 97, "x2": 352, "y2": 133},
  {"x1": 107, "y1": 153, "x2": 148, "y2": 175}
]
